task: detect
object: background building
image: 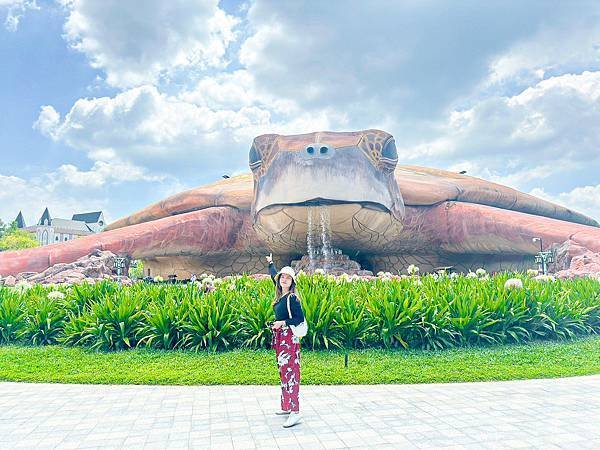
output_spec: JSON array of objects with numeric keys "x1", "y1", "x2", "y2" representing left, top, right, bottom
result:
[{"x1": 17, "y1": 208, "x2": 105, "y2": 246}]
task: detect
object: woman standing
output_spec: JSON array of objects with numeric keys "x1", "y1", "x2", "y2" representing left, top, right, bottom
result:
[{"x1": 266, "y1": 253, "x2": 305, "y2": 428}]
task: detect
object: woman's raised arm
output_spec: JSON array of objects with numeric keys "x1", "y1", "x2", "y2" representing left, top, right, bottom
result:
[{"x1": 266, "y1": 253, "x2": 277, "y2": 284}]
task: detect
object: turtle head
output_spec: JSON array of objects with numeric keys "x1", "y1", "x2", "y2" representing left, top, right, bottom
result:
[{"x1": 249, "y1": 130, "x2": 405, "y2": 253}]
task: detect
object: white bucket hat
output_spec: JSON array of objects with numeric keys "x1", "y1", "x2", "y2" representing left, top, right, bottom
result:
[{"x1": 275, "y1": 266, "x2": 297, "y2": 284}]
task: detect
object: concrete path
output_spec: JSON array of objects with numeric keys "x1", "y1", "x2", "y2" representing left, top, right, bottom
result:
[{"x1": 0, "y1": 376, "x2": 599, "y2": 449}]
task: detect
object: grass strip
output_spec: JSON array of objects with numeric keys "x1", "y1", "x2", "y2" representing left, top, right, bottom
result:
[{"x1": 1, "y1": 336, "x2": 599, "y2": 385}]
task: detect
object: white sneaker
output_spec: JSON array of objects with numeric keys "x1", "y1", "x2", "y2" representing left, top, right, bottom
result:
[
  {"x1": 282, "y1": 412, "x2": 302, "y2": 428},
  {"x1": 275, "y1": 410, "x2": 291, "y2": 415}
]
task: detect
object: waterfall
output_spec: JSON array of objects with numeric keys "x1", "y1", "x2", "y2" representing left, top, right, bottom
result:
[
  {"x1": 306, "y1": 207, "x2": 316, "y2": 270},
  {"x1": 295, "y1": 204, "x2": 370, "y2": 275},
  {"x1": 319, "y1": 206, "x2": 333, "y2": 271}
]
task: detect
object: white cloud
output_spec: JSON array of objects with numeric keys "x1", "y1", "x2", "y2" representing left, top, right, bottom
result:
[
  {"x1": 530, "y1": 185, "x2": 600, "y2": 223},
  {"x1": 0, "y1": 157, "x2": 183, "y2": 226},
  {"x1": 0, "y1": 173, "x2": 107, "y2": 226},
  {"x1": 1, "y1": 0, "x2": 38, "y2": 31},
  {"x1": 35, "y1": 85, "x2": 270, "y2": 168},
  {"x1": 33, "y1": 105, "x2": 60, "y2": 137},
  {"x1": 53, "y1": 160, "x2": 165, "y2": 188},
  {"x1": 405, "y1": 71, "x2": 600, "y2": 195},
  {"x1": 34, "y1": 82, "x2": 349, "y2": 178},
  {"x1": 487, "y1": 17, "x2": 600, "y2": 89},
  {"x1": 60, "y1": 0, "x2": 239, "y2": 88},
  {"x1": 180, "y1": 70, "x2": 292, "y2": 113},
  {"x1": 237, "y1": 0, "x2": 595, "y2": 133}
]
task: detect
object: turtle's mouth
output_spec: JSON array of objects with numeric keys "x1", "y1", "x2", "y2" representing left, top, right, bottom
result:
[
  {"x1": 253, "y1": 200, "x2": 403, "y2": 253},
  {"x1": 259, "y1": 198, "x2": 390, "y2": 213}
]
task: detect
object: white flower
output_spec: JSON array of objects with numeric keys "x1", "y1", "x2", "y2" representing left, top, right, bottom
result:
[
  {"x1": 314, "y1": 268, "x2": 325, "y2": 275},
  {"x1": 337, "y1": 273, "x2": 350, "y2": 283},
  {"x1": 14, "y1": 281, "x2": 32, "y2": 293},
  {"x1": 526, "y1": 269, "x2": 539, "y2": 277},
  {"x1": 475, "y1": 268, "x2": 487, "y2": 277},
  {"x1": 504, "y1": 278, "x2": 523, "y2": 290},
  {"x1": 407, "y1": 264, "x2": 420, "y2": 275},
  {"x1": 153, "y1": 276, "x2": 164, "y2": 282},
  {"x1": 377, "y1": 271, "x2": 385, "y2": 277},
  {"x1": 449, "y1": 272, "x2": 458, "y2": 280},
  {"x1": 534, "y1": 274, "x2": 556, "y2": 282},
  {"x1": 466, "y1": 272, "x2": 478, "y2": 278},
  {"x1": 47, "y1": 290, "x2": 65, "y2": 300}
]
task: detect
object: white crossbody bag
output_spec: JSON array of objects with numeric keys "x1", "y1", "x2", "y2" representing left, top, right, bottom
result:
[{"x1": 286, "y1": 294, "x2": 308, "y2": 338}]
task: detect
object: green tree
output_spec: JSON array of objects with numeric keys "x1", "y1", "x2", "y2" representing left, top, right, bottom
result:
[
  {"x1": 128, "y1": 260, "x2": 144, "y2": 280},
  {"x1": 0, "y1": 219, "x2": 7, "y2": 238},
  {"x1": 0, "y1": 226, "x2": 38, "y2": 251}
]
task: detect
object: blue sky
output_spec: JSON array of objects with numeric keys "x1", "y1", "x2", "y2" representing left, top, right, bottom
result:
[{"x1": 1, "y1": 0, "x2": 599, "y2": 227}]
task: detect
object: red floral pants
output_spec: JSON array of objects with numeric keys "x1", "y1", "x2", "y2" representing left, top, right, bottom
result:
[{"x1": 272, "y1": 327, "x2": 301, "y2": 412}]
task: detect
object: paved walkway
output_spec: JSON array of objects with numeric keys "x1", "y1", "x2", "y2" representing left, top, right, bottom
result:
[{"x1": 0, "y1": 376, "x2": 599, "y2": 449}]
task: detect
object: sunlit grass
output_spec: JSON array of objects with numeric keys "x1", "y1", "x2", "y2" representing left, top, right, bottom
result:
[{"x1": 1, "y1": 336, "x2": 598, "y2": 385}]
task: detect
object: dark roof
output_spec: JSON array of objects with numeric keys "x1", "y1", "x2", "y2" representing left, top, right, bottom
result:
[
  {"x1": 72, "y1": 211, "x2": 102, "y2": 223},
  {"x1": 15, "y1": 211, "x2": 26, "y2": 228},
  {"x1": 38, "y1": 207, "x2": 51, "y2": 226}
]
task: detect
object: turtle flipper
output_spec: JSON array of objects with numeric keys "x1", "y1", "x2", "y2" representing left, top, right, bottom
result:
[
  {"x1": 397, "y1": 166, "x2": 598, "y2": 227},
  {"x1": 422, "y1": 201, "x2": 600, "y2": 254},
  {"x1": 105, "y1": 174, "x2": 253, "y2": 231},
  {"x1": 0, "y1": 207, "x2": 266, "y2": 278}
]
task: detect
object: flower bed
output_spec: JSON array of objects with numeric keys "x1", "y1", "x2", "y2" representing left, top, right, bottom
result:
[{"x1": 1, "y1": 271, "x2": 598, "y2": 351}]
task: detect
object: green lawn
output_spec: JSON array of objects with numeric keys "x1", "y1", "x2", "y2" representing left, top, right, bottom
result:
[{"x1": 1, "y1": 336, "x2": 599, "y2": 385}]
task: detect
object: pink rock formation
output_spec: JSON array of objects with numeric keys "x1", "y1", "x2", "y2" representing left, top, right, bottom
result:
[{"x1": 4, "y1": 249, "x2": 132, "y2": 285}]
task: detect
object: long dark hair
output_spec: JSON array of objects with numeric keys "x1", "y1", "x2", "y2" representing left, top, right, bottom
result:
[{"x1": 273, "y1": 277, "x2": 300, "y2": 307}]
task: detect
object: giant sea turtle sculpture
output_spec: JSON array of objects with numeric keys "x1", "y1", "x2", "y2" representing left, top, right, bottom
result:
[{"x1": 1, "y1": 129, "x2": 599, "y2": 278}]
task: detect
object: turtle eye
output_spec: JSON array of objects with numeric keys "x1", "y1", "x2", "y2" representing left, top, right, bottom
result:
[
  {"x1": 249, "y1": 144, "x2": 262, "y2": 171},
  {"x1": 381, "y1": 138, "x2": 398, "y2": 161}
]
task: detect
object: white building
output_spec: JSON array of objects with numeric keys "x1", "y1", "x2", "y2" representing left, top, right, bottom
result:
[{"x1": 19, "y1": 208, "x2": 106, "y2": 246}]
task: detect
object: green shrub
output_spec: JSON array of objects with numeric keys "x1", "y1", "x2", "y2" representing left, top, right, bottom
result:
[
  {"x1": 298, "y1": 274, "x2": 339, "y2": 349},
  {"x1": 0, "y1": 273, "x2": 598, "y2": 352},
  {"x1": 236, "y1": 277, "x2": 275, "y2": 349},
  {"x1": 23, "y1": 295, "x2": 65, "y2": 345},
  {"x1": 83, "y1": 290, "x2": 146, "y2": 350},
  {"x1": 178, "y1": 289, "x2": 237, "y2": 352},
  {"x1": 0, "y1": 289, "x2": 26, "y2": 343}
]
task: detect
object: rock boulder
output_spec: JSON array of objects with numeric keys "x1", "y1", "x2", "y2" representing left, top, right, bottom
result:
[{"x1": 13, "y1": 250, "x2": 131, "y2": 285}]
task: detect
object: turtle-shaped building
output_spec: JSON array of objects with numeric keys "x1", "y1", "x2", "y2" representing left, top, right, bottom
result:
[{"x1": 1, "y1": 130, "x2": 599, "y2": 278}]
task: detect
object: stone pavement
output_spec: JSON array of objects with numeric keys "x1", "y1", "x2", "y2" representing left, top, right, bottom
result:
[{"x1": 0, "y1": 376, "x2": 599, "y2": 449}]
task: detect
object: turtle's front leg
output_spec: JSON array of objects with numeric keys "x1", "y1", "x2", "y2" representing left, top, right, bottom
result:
[
  {"x1": 0, "y1": 207, "x2": 269, "y2": 278},
  {"x1": 427, "y1": 202, "x2": 600, "y2": 255},
  {"x1": 403, "y1": 201, "x2": 600, "y2": 275}
]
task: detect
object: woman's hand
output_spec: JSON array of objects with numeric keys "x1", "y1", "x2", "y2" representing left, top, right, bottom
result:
[
  {"x1": 265, "y1": 253, "x2": 273, "y2": 264},
  {"x1": 272, "y1": 320, "x2": 286, "y2": 330}
]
